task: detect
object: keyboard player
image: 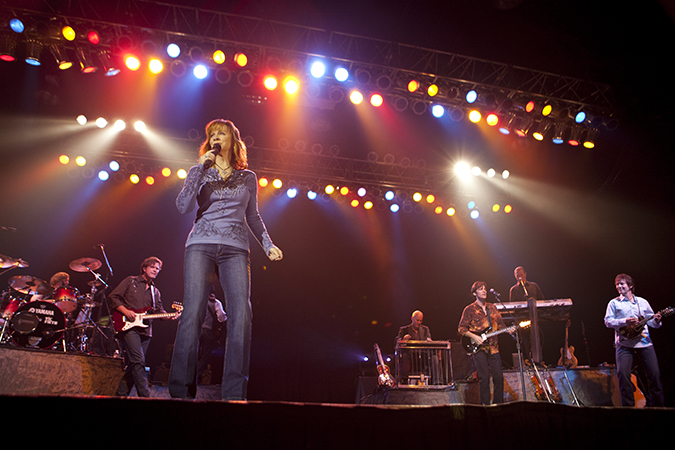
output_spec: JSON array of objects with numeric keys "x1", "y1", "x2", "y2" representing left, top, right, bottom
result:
[{"x1": 509, "y1": 266, "x2": 545, "y2": 363}]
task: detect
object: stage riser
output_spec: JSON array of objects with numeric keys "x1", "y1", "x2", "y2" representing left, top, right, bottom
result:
[{"x1": 0, "y1": 346, "x2": 123, "y2": 396}]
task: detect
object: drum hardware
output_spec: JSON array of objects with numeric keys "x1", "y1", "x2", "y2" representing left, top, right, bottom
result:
[
  {"x1": 0, "y1": 254, "x2": 29, "y2": 276},
  {"x1": 8, "y1": 275, "x2": 52, "y2": 296}
]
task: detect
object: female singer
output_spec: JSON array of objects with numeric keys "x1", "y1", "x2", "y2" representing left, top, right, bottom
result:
[{"x1": 169, "y1": 119, "x2": 283, "y2": 401}]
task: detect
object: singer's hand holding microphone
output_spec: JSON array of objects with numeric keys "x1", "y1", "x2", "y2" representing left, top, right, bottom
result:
[{"x1": 201, "y1": 143, "x2": 221, "y2": 169}]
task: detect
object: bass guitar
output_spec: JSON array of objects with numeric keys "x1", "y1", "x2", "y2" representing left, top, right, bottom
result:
[
  {"x1": 374, "y1": 343, "x2": 396, "y2": 388},
  {"x1": 462, "y1": 320, "x2": 531, "y2": 355},
  {"x1": 557, "y1": 319, "x2": 578, "y2": 369},
  {"x1": 618, "y1": 306, "x2": 674, "y2": 339},
  {"x1": 112, "y1": 302, "x2": 183, "y2": 332}
]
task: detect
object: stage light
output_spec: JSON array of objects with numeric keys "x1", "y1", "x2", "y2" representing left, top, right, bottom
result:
[
  {"x1": 492, "y1": 204, "x2": 500, "y2": 212},
  {"x1": 234, "y1": 52, "x2": 248, "y2": 67},
  {"x1": 283, "y1": 77, "x2": 299, "y2": 94},
  {"x1": 385, "y1": 190, "x2": 395, "y2": 201},
  {"x1": 454, "y1": 162, "x2": 471, "y2": 179},
  {"x1": 213, "y1": 50, "x2": 226, "y2": 64},
  {"x1": 532, "y1": 121, "x2": 553, "y2": 141},
  {"x1": 334, "y1": 67, "x2": 349, "y2": 82},
  {"x1": 468, "y1": 110, "x2": 481, "y2": 123},
  {"x1": 411, "y1": 100, "x2": 427, "y2": 115},
  {"x1": 287, "y1": 188, "x2": 298, "y2": 198},
  {"x1": 427, "y1": 84, "x2": 439, "y2": 97},
  {"x1": 49, "y1": 44, "x2": 72, "y2": 70},
  {"x1": 0, "y1": 34, "x2": 17, "y2": 61},
  {"x1": 468, "y1": 200, "x2": 476, "y2": 209},
  {"x1": 24, "y1": 39, "x2": 43, "y2": 66},
  {"x1": 325, "y1": 185, "x2": 335, "y2": 194},
  {"x1": 465, "y1": 90, "x2": 477, "y2": 104},
  {"x1": 145, "y1": 176, "x2": 155, "y2": 185},
  {"x1": 446, "y1": 207, "x2": 456, "y2": 216},
  {"x1": 75, "y1": 156, "x2": 87, "y2": 166},
  {"x1": 351, "y1": 199, "x2": 359, "y2": 208},
  {"x1": 552, "y1": 122, "x2": 565, "y2": 144},
  {"x1": 449, "y1": 107, "x2": 464, "y2": 122},
  {"x1": 390, "y1": 204, "x2": 400, "y2": 213},
  {"x1": 514, "y1": 116, "x2": 533, "y2": 137},
  {"x1": 9, "y1": 18, "x2": 24, "y2": 33},
  {"x1": 272, "y1": 178, "x2": 283, "y2": 189},
  {"x1": 76, "y1": 115, "x2": 87, "y2": 125},
  {"x1": 129, "y1": 174, "x2": 140, "y2": 184},
  {"x1": 339, "y1": 186, "x2": 349, "y2": 196},
  {"x1": 76, "y1": 48, "x2": 97, "y2": 73},
  {"x1": 98, "y1": 50, "x2": 120, "y2": 76},
  {"x1": 357, "y1": 187, "x2": 367, "y2": 197},
  {"x1": 568, "y1": 126, "x2": 581, "y2": 146},
  {"x1": 499, "y1": 113, "x2": 516, "y2": 135},
  {"x1": 370, "y1": 94, "x2": 384, "y2": 107},
  {"x1": 486, "y1": 113, "x2": 499, "y2": 127},
  {"x1": 263, "y1": 75, "x2": 278, "y2": 90},
  {"x1": 583, "y1": 129, "x2": 597, "y2": 149},
  {"x1": 113, "y1": 120, "x2": 126, "y2": 131},
  {"x1": 574, "y1": 111, "x2": 586, "y2": 124},
  {"x1": 413, "y1": 192, "x2": 422, "y2": 202},
  {"x1": 310, "y1": 60, "x2": 326, "y2": 78},
  {"x1": 434, "y1": 206, "x2": 443, "y2": 214},
  {"x1": 59, "y1": 155, "x2": 69, "y2": 165},
  {"x1": 470, "y1": 210, "x2": 480, "y2": 219},
  {"x1": 504, "y1": 204, "x2": 513, "y2": 213},
  {"x1": 307, "y1": 190, "x2": 318, "y2": 200},
  {"x1": 61, "y1": 26, "x2": 76, "y2": 41},
  {"x1": 86, "y1": 30, "x2": 100, "y2": 45},
  {"x1": 487, "y1": 168, "x2": 496, "y2": 178},
  {"x1": 149, "y1": 58, "x2": 164, "y2": 74},
  {"x1": 471, "y1": 166, "x2": 481, "y2": 176},
  {"x1": 364, "y1": 201, "x2": 374, "y2": 210},
  {"x1": 542, "y1": 104, "x2": 553, "y2": 116},
  {"x1": 407, "y1": 79, "x2": 419, "y2": 92},
  {"x1": 166, "y1": 43, "x2": 181, "y2": 58},
  {"x1": 95, "y1": 117, "x2": 107, "y2": 128},
  {"x1": 98, "y1": 170, "x2": 109, "y2": 181},
  {"x1": 134, "y1": 121, "x2": 147, "y2": 132},
  {"x1": 525, "y1": 100, "x2": 536, "y2": 113},
  {"x1": 431, "y1": 104, "x2": 444, "y2": 118},
  {"x1": 193, "y1": 64, "x2": 208, "y2": 79},
  {"x1": 125, "y1": 54, "x2": 141, "y2": 71},
  {"x1": 109, "y1": 161, "x2": 120, "y2": 171},
  {"x1": 426, "y1": 194, "x2": 435, "y2": 203},
  {"x1": 502, "y1": 170, "x2": 510, "y2": 179},
  {"x1": 350, "y1": 90, "x2": 364, "y2": 104}
]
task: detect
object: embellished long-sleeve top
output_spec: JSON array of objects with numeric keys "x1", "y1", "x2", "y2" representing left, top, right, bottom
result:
[
  {"x1": 176, "y1": 165, "x2": 275, "y2": 254},
  {"x1": 458, "y1": 301, "x2": 507, "y2": 354}
]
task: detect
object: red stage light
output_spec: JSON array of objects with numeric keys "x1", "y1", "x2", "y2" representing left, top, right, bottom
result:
[{"x1": 87, "y1": 30, "x2": 100, "y2": 45}]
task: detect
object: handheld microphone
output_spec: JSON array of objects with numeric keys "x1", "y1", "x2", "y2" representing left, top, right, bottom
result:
[{"x1": 204, "y1": 143, "x2": 221, "y2": 169}]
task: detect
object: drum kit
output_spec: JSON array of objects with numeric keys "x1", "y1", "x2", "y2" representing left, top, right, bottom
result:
[{"x1": 0, "y1": 253, "x2": 110, "y2": 353}]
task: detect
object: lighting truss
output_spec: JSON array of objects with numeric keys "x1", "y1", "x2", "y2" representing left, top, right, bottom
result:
[{"x1": 2, "y1": 0, "x2": 615, "y2": 114}]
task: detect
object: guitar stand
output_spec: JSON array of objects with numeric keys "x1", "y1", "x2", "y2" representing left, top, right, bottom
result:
[{"x1": 560, "y1": 368, "x2": 582, "y2": 406}]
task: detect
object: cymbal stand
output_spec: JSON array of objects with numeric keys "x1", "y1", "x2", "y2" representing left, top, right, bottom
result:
[{"x1": 492, "y1": 290, "x2": 528, "y2": 401}]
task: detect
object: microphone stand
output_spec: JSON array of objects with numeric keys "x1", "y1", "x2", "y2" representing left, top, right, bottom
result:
[{"x1": 492, "y1": 289, "x2": 528, "y2": 401}]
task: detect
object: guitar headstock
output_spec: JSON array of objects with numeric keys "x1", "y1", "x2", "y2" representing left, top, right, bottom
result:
[
  {"x1": 662, "y1": 307, "x2": 674, "y2": 317},
  {"x1": 172, "y1": 302, "x2": 184, "y2": 312},
  {"x1": 518, "y1": 320, "x2": 532, "y2": 330}
]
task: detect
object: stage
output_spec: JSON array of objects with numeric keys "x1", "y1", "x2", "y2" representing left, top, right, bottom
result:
[{"x1": 1, "y1": 345, "x2": 673, "y2": 448}]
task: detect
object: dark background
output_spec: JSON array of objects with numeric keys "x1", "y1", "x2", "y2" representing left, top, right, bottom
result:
[{"x1": 1, "y1": 0, "x2": 673, "y2": 403}]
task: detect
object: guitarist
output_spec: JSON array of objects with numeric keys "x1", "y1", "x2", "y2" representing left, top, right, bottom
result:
[
  {"x1": 108, "y1": 256, "x2": 167, "y2": 397},
  {"x1": 604, "y1": 273, "x2": 664, "y2": 407},
  {"x1": 458, "y1": 281, "x2": 508, "y2": 405}
]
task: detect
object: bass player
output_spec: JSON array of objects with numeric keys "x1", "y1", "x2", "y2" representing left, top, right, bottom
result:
[{"x1": 604, "y1": 273, "x2": 665, "y2": 407}]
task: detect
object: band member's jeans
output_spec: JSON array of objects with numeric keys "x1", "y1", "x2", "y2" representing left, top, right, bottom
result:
[
  {"x1": 615, "y1": 344, "x2": 664, "y2": 407},
  {"x1": 473, "y1": 350, "x2": 504, "y2": 405},
  {"x1": 116, "y1": 329, "x2": 151, "y2": 397},
  {"x1": 169, "y1": 243, "x2": 251, "y2": 400}
]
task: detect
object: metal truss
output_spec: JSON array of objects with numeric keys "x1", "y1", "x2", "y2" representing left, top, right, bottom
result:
[{"x1": 3, "y1": 0, "x2": 615, "y2": 111}]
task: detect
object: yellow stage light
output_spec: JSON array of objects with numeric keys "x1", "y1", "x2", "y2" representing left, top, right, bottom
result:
[
  {"x1": 446, "y1": 207, "x2": 456, "y2": 216},
  {"x1": 149, "y1": 59, "x2": 164, "y2": 74},
  {"x1": 59, "y1": 155, "x2": 70, "y2": 165},
  {"x1": 213, "y1": 50, "x2": 226, "y2": 64},
  {"x1": 75, "y1": 156, "x2": 86, "y2": 166},
  {"x1": 62, "y1": 26, "x2": 76, "y2": 41},
  {"x1": 234, "y1": 52, "x2": 247, "y2": 67},
  {"x1": 161, "y1": 168, "x2": 171, "y2": 177},
  {"x1": 259, "y1": 177, "x2": 269, "y2": 187},
  {"x1": 272, "y1": 178, "x2": 283, "y2": 189},
  {"x1": 468, "y1": 110, "x2": 482, "y2": 123},
  {"x1": 130, "y1": 174, "x2": 140, "y2": 184},
  {"x1": 350, "y1": 91, "x2": 364, "y2": 104},
  {"x1": 263, "y1": 75, "x2": 278, "y2": 90}
]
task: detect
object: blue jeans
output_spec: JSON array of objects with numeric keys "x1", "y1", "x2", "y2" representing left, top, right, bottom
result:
[
  {"x1": 169, "y1": 243, "x2": 251, "y2": 400},
  {"x1": 616, "y1": 345, "x2": 664, "y2": 407}
]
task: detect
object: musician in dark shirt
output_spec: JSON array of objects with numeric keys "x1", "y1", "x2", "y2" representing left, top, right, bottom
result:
[
  {"x1": 458, "y1": 281, "x2": 507, "y2": 405},
  {"x1": 108, "y1": 256, "x2": 165, "y2": 397},
  {"x1": 509, "y1": 266, "x2": 544, "y2": 302},
  {"x1": 397, "y1": 310, "x2": 432, "y2": 342}
]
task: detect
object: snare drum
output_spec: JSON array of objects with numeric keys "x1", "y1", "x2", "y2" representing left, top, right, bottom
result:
[
  {"x1": 11, "y1": 301, "x2": 66, "y2": 348},
  {"x1": 54, "y1": 286, "x2": 79, "y2": 313},
  {"x1": 1, "y1": 289, "x2": 26, "y2": 319}
]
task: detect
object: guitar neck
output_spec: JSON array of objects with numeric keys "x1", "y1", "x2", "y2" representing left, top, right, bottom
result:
[
  {"x1": 483, "y1": 324, "x2": 516, "y2": 340},
  {"x1": 141, "y1": 311, "x2": 179, "y2": 320}
]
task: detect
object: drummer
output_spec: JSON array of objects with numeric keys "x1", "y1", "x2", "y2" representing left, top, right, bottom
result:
[{"x1": 50, "y1": 272, "x2": 70, "y2": 290}]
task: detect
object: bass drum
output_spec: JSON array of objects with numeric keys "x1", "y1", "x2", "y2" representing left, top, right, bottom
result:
[{"x1": 11, "y1": 301, "x2": 65, "y2": 348}]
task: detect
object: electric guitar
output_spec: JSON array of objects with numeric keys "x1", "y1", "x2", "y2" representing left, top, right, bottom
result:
[
  {"x1": 558, "y1": 319, "x2": 578, "y2": 369},
  {"x1": 112, "y1": 302, "x2": 183, "y2": 332},
  {"x1": 374, "y1": 343, "x2": 396, "y2": 388},
  {"x1": 462, "y1": 320, "x2": 531, "y2": 354},
  {"x1": 618, "y1": 307, "x2": 674, "y2": 339}
]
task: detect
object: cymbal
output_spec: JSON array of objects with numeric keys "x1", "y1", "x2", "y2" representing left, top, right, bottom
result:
[
  {"x1": 0, "y1": 254, "x2": 29, "y2": 269},
  {"x1": 88, "y1": 280, "x2": 104, "y2": 287},
  {"x1": 69, "y1": 257, "x2": 102, "y2": 272},
  {"x1": 8, "y1": 275, "x2": 52, "y2": 295}
]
